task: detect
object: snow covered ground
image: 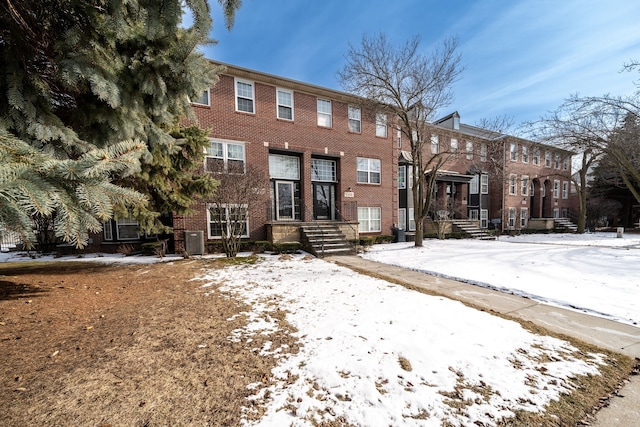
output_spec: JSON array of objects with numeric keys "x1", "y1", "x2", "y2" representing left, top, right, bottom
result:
[
  {"x1": 362, "y1": 232, "x2": 640, "y2": 327},
  {"x1": 201, "y1": 253, "x2": 607, "y2": 427}
]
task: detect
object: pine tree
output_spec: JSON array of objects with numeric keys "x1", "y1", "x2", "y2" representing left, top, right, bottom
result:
[{"x1": 0, "y1": 0, "x2": 239, "y2": 248}]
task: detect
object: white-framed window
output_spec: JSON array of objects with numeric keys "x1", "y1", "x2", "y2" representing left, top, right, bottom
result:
[
  {"x1": 554, "y1": 153, "x2": 560, "y2": 169},
  {"x1": 207, "y1": 204, "x2": 249, "y2": 239},
  {"x1": 562, "y1": 181, "x2": 569, "y2": 199},
  {"x1": 520, "y1": 208, "x2": 528, "y2": 228},
  {"x1": 193, "y1": 88, "x2": 210, "y2": 106},
  {"x1": 269, "y1": 153, "x2": 300, "y2": 180},
  {"x1": 450, "y1": 138, "x2": 458, "y2": 155},
  {"x1": 358, "y1": 207, "x2": 381, "y2": 233},
  {"x1": 408, "y1": 208, "x2": 416, "y2": 231},
  {"x1": 508, "y1": 207, "x2": 517, "y2": 229},
  {"x1": 235, "y1": 78, "x2": 254, "y2": 113},
  {"x1": 563, "y1": 157, "x2": 569, "y2": 171},
  {"x1": 357, "y1": 157, "x2": 381, "y2": 184},
  {"x1": 533, "y1": 148, "x2": 540, "y2": 165},
  {"x1": 510, "y1": 143, "x2": 517, "y2": 161},
  {"x1": 480, "y1": 143, "x2": 487, "y2": 162},
  {"x1": 545, "y1": 151, "x2": 551, "y2": 167},
  {"x1": 398, "y1": 165, "x2": 406, "y2": 189},
  {"x1": 553, "y1": 180, "x2": 560, "y2": 198},
  {"x1": 470, "y1": 175, "x2": 479, "y2": 194},
  {"x1": 311, "y1": 158, "x2": 336, "y2": 182},
  {"x1": 376, "y1": 112, "x2": 387, "y2": 137},
  {"x1": 348, "y1": 106, "x2": 361, "y2": 133},
  {"x1": 317, "y1": 98, "x2": 332, "y2": 127},
  {"x1": 277, "y1": 88, "x2": 293, "y2": 120},
  {"x1": 431, "y1": 134, "x2": 439, "y2": 154},
  {"x1": 553, "y1": 208, "x2": 560, "y2": 219},
  {"x1": 521, "y1": 175, "x2": 529, "y2": 196},
  {"x1": 480, "y1": 174, "x2": 489, "y2": 194},
  {"x1": 480, "y1": 209, "x2": 488, "y2": 228},
  {"x1": 104, "y1": 210, "x2": 139, "y2": 241},
  {"x1": 397, "y1": 128, "x2": 402, "y2": 148},
  {"x1": 206, "y1": 139, "x2": 246, "y2": 173},
  {"x1": 469, "y1": 209, "x2": 479, "y2": 221},
  {"x1": 522, "y1": 146, "x2": 529, "y2": 163},
  {"x1": 398, "y1": 208, "x2": 406, "y2": 231},
  {"x1": 509, "y1": 174, "x2": 517, "y2": 195},
  {"x1": 466, "y1": 141, "x2": 473, "y2": 160}
]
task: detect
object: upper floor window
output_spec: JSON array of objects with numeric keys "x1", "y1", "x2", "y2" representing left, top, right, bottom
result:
[
  {"x1": 521, "y1": 175, "x2": 529, "y2": 196},
  {"x1": 553, "y1": 180, "x2": 560, "y2": 198},
  {"x1": 545, "y1": 151, "x2": 551, "y2": 168},
  {"x1": 317, "y1": 98, "x2": 332, "y2": 127},
  {"x1": 554, "y1": 153, "x2": 560, "y2": 169},
  {"x1": 470, "y1": 175, "x2": 479, "y2": 194},
  {"x1": 510, "y1": 143, "x2": 517, "y2": 161},
  {"x1": 466, "y1": 141, "x2": 473, "y2": 160},
  {"x1": 235, "y1": 79, "x2": 254, "y2": 113},
  {"x1": 357, "y1": 157, "x2": 381, "y2": 184},
  {"x1": 450, "y1": 138, "x2": 459, "y2": 156},
  {"x1": 431, "y1": 134, "x2": 439, "y2": 154},
  {"x1": 269, "y1": 153, "x2": 300, "y2": 180},
  {"x1": 277, "y1": 88, "x2": 293, "y2": 120},
  {"x1": 348, "y1": 106, "x2": 361, "y2": 133},
  {"x1": 522, "y1": 146, "x2": 529, "y2": 163},
  {"x1": 480, "y1": 174, "x2": 489, "y2": 194},
  {"x1": 533, "y1": 148, "x2": 540, "y2": 165},
  {"x1": 480, "y1": 143, "x2": 487, "y2": 162},
  {"x1": 509, "y1": 174, "x2": 517, "y2": 195},
  {"x1": 562, "y1": 181, "x2": 569, "y2": 199},
  {"x1": 563, "y1": 157, "x2": 569, "y2": 171},
  {"x1": 376, "y1": 112, "x2": 387, "y2": 137},
  {"x1": 206, "y1": 139, "x2": 246, "y2": 173},
  {"x1": 193, "y1": 89, "x2": 210, "y2": 106},
  {"x1": 398, "y1": 165, "x2": 406, "y2": 189}
]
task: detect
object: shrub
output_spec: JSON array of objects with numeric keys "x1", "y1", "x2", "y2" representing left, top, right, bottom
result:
[{"x1": 272, "y1": 242, "x2": 302, "y2": 254}]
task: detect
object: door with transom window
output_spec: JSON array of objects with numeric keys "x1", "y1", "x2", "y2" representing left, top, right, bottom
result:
[{"x1": 311, "y1": 158, "x2": 337, "y2": 221}]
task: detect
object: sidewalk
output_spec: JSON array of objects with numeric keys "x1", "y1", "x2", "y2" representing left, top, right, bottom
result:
[{"x1": 325, "y1": 255, "x2": 640, "y2": 426}]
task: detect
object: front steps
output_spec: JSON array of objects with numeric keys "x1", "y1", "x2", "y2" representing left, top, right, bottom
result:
[
  {"x1": 300, "y1": 223, "x2": 355, "y2": 257},
  {"x1": 554, "y1": 218, "x2": 578, "y2": 233},
  {"x1": 450, "y1": 220, "x2": 496, "y2": 240}
]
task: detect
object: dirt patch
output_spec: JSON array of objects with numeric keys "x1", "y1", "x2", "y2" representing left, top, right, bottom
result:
[{"x1": 0, "y1": 258, "x2": 297, "y2": 426}]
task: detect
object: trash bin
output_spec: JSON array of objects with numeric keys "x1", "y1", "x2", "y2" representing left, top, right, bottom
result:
[
  {"x1": 616, "y1": 227, "x2": 624, "y2": 238},
  {"x1": 392, "y1": 227, "x2": 406, "y2": 243}
]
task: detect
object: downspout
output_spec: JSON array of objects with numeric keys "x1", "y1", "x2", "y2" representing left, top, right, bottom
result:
[{"x1": 502, "y1": 140, "x2": 506, "y2": 233}]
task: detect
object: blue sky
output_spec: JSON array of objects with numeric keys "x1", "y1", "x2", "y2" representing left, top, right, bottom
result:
[{"x1": 199, "y1": 0, "x2": 640, "y2": 127}]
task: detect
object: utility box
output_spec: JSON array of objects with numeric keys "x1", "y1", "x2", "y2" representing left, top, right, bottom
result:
[
  {"x1": 184, "y1": 230, "x2": 205, "y2": 255},
  {"x1": 616, "y1": 227, "x2": 624, "y2": 238}
]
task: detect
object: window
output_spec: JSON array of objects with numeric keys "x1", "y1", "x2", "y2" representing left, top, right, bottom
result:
[
  {"x1": 562, "y1": 181, "x2": 569, "y2": 199},
  {"x1": 480, "y1": 174, "x2": 489, "y2": 194},
  {"x1": 553, "y1": 180, "x2": 560, "y2": 198},
  {"x1": 562, "y1": 208, "x2": 568, "y2": 218},
  {"x1": 104, "y1": 211, "x2": 139, "y2": 241},
  {"x1": 521, "y1": 176, "x2": 529, "y2": 196},
  {"x1": 469, "y1": 175, "x2": 479, "y2": 194},
  {"x1": 480, "y1": 143, "x2": 488, "y2": 162},
  {"x1": 469, "y1": 209, "x2": 479, "y2": 220},
  {"x1": 545, "y1": 151, "x2": 551, "y2": 167},
  {"x1": 407, "y1": 165, "x2": 414, "y2": 189},
  {"x1": 277, "y1": 88, "x2": 293, "y2": 120},
  {"x1": 398, "y1": 208, "x2": 406, "y2": 231},
  {"x1": 408, "y1": 208, "x2": 416, "y2": 231},
  {"x1": 508, "y1": 207, "x2": 517, "y2": 229},
  {"x1": 311, "y1": 158, "x2": 336, "y2": 182},
  {"x1": 207, "y1": 204, "x2": 249, "y2": 239},
  {"x1": 358, "y1": 207, "x2": 381, "y2": 232},
  {"x1": 348, "y1": 106, "x2": 361, "y2": 133},
  {"x1": 431, "y1": 134, "x2": 439, "y2": 154},
  {"x1": 450, "y1": 138, "x2": 458, "y2": 155},
  {"x1": 376, "y1": 112, "x2": 387, "y2": 137},
  {"x1": 398, "y1": 165, "x2": 406, "y2": 189},
  {"x1": 397, "y1": 128, "x2": 402, "y2": 148},
  {"x1": 317, "y1": 98, "x2": 332, "y2": 127},
  {"x1": 563, "y1": 157, "x2": 569, "y2": 171},
  {"x1": 357, "y1": 157, "x2": 381, "y2": 184},
  {"x1": 522, "y1": 146, "x2": 529, "y2": 163},
  {"x1": 269, "y1": 154, "x2": 300, "y2": 179},
  {"x1": 466, "y1": 141, "x2": 473, "y2": 160},
  {"x1": 521, "y1": 208, "x2": 528, "y2": 228},
  {"x1": 480, "y1": 209, "x2": 488, "y2": 228},
  {"x1": 193, "y1": 89, "x2": 210, "y2": 106},
  {"x1": 533, "y1": 148, "x2": 540, "y2": 165},
  {"x1": 206, "y1": 139, "x2": 246, "y2": 173},
  {"x1": 510, "y1": 143, "x2": 517, "y2": 161},
  {"x1": 235, "y1": 79, "x2": 254, "y2": 113},
  {"x1": 553, "y1": 208, "x2": 559, "y2": 219},
  {"x1": 554, "y1": 153, "x2": 560, "y2": 169},
  {"x1": 509, "y1": 174, "x2": 517, "y2": 195}
]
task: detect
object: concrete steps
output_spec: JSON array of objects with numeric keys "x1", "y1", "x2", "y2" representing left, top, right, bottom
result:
[
  {"x1": 451, "y1": 220, "x2": 496, "y2": 240},
  {"x1": 301, "y1": 223, "x2": 355, "y2": 257},
  {"x1": 554, "y1": 218, "x2": 578, "y2": 233}
]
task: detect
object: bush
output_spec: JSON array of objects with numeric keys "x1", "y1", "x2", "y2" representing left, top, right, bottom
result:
[
  {"x1": 272, "y1": 242, "x2": 302, "y2": 254},
  {"x1": 375, "y1": 235, "x2": 394, "y2": 244},
  {"x1": 359, "y1": 236, "x2": 376, "y2": 247}
]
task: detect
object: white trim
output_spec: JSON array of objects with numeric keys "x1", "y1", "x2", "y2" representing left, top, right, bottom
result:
[
  {"x1": 192, "y1": 88, "x2": 210, "y2": 106},
  {"x1": 207, "y1": 203, "x2": 250, "y2": 239},
  {"x1": 276, "y1": 87, "x2": 294, "y2": 120},
  {"x1": 234, "y1": 78, "x2": 255, "y2": 113}
]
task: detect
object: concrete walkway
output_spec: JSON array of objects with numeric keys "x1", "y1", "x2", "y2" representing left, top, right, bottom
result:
[{"x1": 325, "y1": 255, "x2": 640, "y2": 427}]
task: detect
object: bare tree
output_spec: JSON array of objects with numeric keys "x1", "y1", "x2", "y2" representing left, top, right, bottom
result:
[
  {"x1": 208, "y1": 165, "x2": 268, "y2": 257},
  {"x1": 339, "y1": 33, "x2": 463, "y2": 246}
]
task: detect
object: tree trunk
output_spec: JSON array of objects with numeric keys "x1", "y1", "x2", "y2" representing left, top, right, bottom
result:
[{"x1": 414, "y1": 221, "x2": 424, "y2": 246}]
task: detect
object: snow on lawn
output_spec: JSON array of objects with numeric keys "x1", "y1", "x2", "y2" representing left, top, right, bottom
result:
[
  {"x1": 201, "y1": 254, "x2": 606, "y2": 427},
  {"x1": 362, "y1": 232, "x2": 640, "y2": 327}
]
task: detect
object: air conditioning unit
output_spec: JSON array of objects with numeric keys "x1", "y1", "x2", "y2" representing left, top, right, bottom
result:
[{"x1": 184, "y1": 230, "x2": 204, "y2": 255}]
